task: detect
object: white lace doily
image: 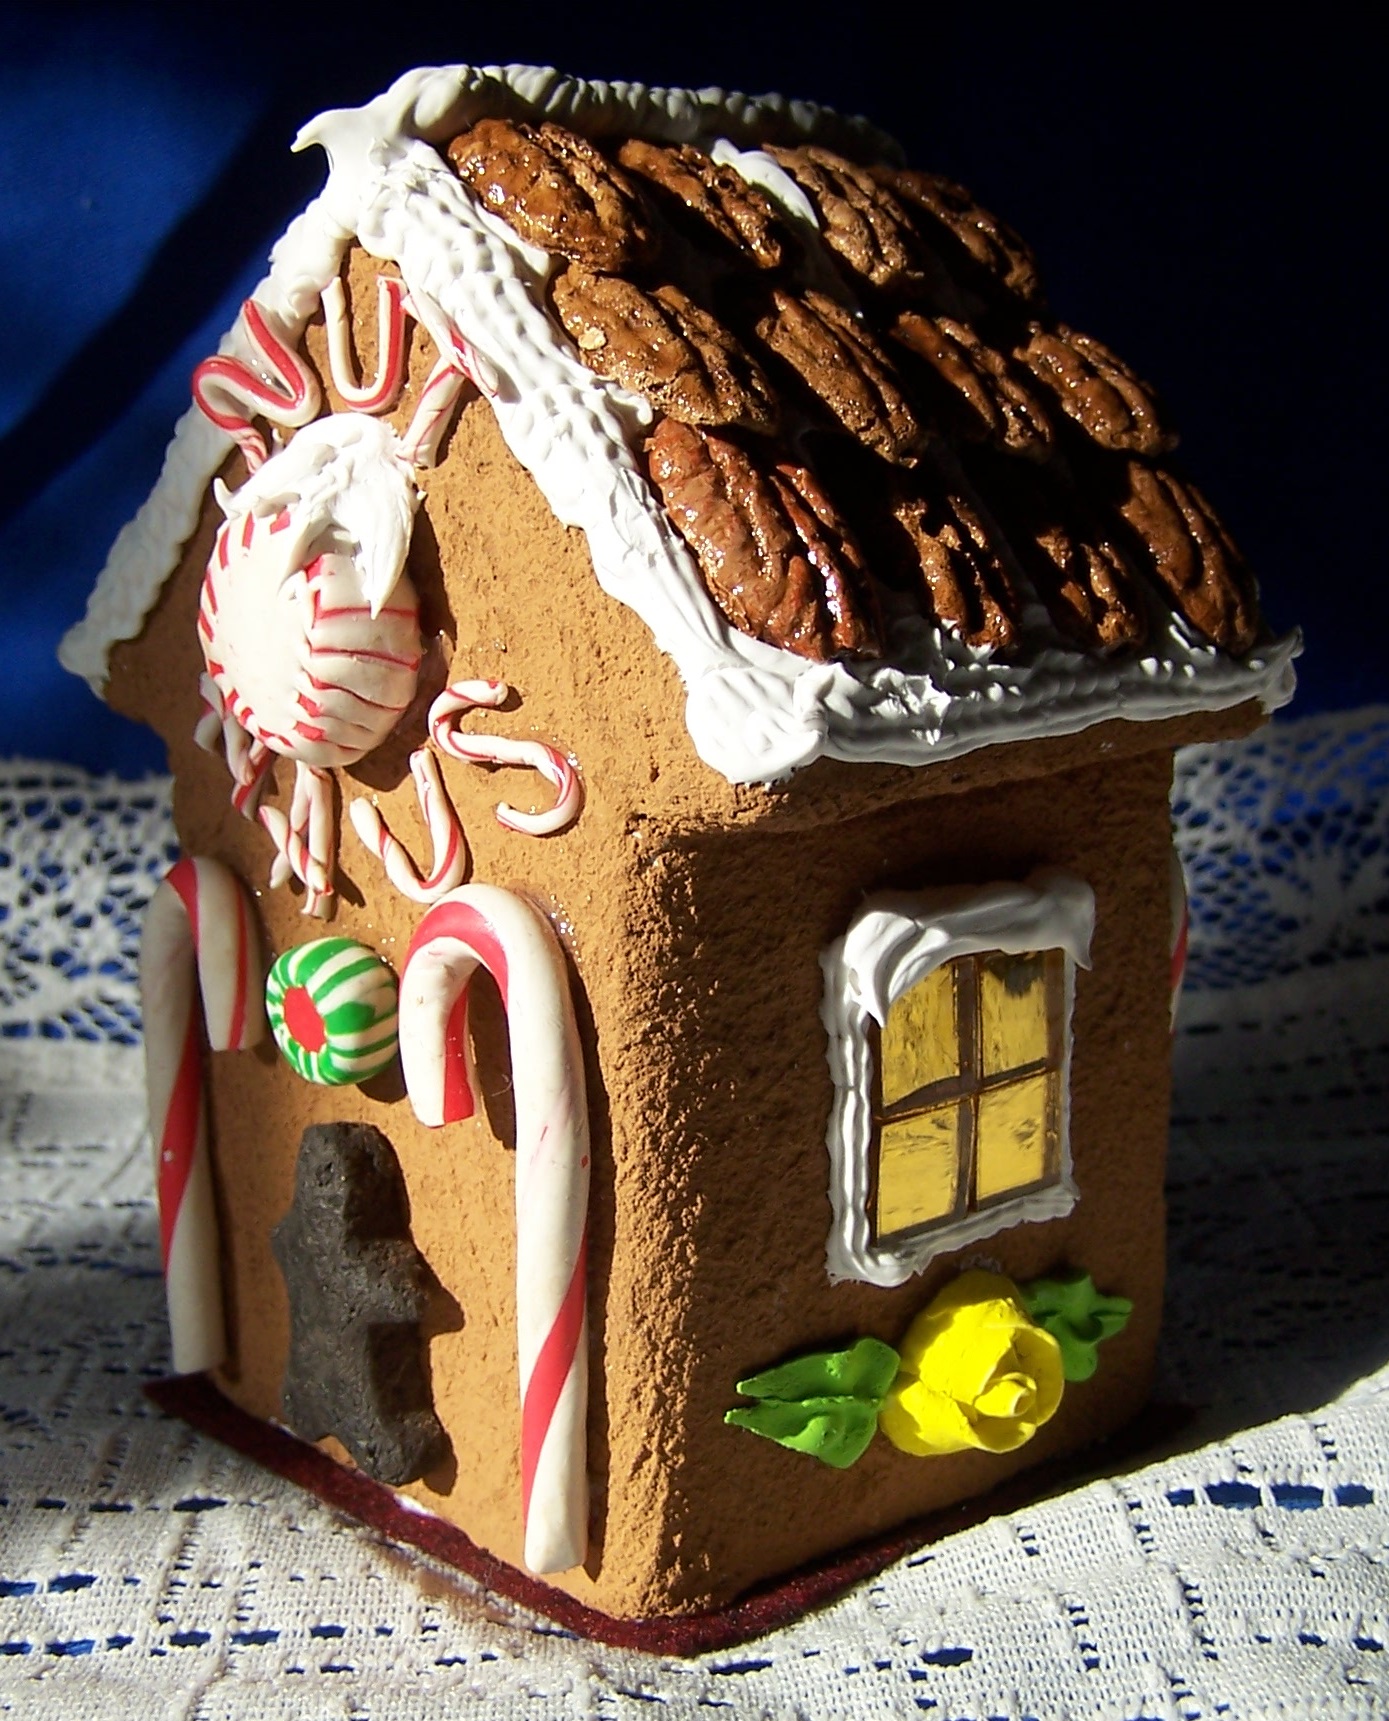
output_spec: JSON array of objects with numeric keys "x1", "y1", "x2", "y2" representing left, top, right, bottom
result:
[{"x1": 2, "y1": 708, "x2": 1387, "y2": 1719}]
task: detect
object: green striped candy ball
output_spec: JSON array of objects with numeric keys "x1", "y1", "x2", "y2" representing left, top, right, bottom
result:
[{"x1": 266, "y1": 938, "x2": 399, "y2": 1086}]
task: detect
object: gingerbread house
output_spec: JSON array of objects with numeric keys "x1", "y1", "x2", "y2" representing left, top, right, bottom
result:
[{"x1": 60, "y1": 62, "x2": 1297, "y2": 1624}]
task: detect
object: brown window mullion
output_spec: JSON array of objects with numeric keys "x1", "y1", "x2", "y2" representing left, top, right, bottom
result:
[
  {"x1": 958, "y1": 956, "x2": 980, "y2": 1211},
  {"x1": 876, "y1": 1069, "x2": 977, "y2": 1121},
  {"x1": 975, "y1": 1056, "x2": 1052, "y2": 1094}
]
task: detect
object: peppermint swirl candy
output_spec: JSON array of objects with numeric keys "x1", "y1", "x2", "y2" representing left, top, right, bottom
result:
[{"x1": 266, "y1": 937, "x2": 399, "y2": 1086}]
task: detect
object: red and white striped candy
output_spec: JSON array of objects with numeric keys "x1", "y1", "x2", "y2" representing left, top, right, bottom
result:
[
  {"x1": 429, "y1": 681, "x2": 583, "y2": 837},
  {"x1": 348, "y1": 748, "x2": 466, "y2": 904},
  {"x1": 139, "y1": 857, "x2": 264, "y2": 1374},
  {"x1": 199, "y1": 504, "x2": 423, "y2": 771},
  {"x1": 400, "y1": 886, "x2": 590, "y2": 1574},
  {"x1": 192, "y1": 299, "x2": 321, "y2": 472},
  {"x1": 321, "y1": 275, "x2": 410, "y2": 414},
  {"x1": 260, "y1": 763, "x2": 335, "y2": 917}
]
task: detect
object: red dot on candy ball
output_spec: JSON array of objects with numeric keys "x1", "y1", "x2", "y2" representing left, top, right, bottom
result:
[{"x1": 283, "y1": 985, "x2": 328, "y2": 1053}]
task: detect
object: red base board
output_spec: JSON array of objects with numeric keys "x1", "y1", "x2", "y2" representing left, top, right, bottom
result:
[{"x1": 145, "y1": 1374, "x2": 1187, "y2": 1655}]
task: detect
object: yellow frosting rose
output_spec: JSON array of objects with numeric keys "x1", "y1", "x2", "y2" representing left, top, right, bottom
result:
[{"x1": 880, "y1": 1269, "x2": 1064, "y2": 1457}]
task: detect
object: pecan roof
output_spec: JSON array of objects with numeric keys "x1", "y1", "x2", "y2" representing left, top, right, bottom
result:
[{"x1": 445, "y1": 122, "x2": 1265, "y2": 664}]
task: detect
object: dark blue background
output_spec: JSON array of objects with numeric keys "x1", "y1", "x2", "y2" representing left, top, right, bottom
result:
[{"x1": 1, "y1": 5, "x2": 1380, "y2": 775}]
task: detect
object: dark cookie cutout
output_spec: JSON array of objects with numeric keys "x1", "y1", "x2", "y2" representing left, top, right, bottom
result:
[
  {"x1": 552, "y1": 267, "x2": 776, "y2": 431},
  {"x1": 1111, "y1": 460, "x2": 1260, "y2": 654},
  {"x1": 272, "y1": 1121, "x2": 449, "y2": 1487},
  {"x1": 892, "y1": 311, "x2": 1054, "y2": 458},
  {"x1": 616, "y1": 139, "x2": 788, "y2": 269},
  {"x1": 645, "y1": 416, "x2": 881, "y2": 661},
  {"x1": 879, "y1": 169, "x2": 1043, "y2": 308},
  {"x1": 446, "y1": 118, "x2": 654, "y2": 271},
  {"x1": 754, "y1": 288, "x2": 924, "y2": 465},
  {"x1": 1016, "y1": 324, "x2": 1176, "y2": 458}
]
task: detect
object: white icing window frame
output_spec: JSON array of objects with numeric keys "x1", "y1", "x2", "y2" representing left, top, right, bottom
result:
[{"x1": 821, "y1": 869, "x2": 1095, "y2": 1287}]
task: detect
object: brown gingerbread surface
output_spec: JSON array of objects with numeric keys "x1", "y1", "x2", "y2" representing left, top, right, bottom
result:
[{"x1": 104, "y1": 190, "x2": 1268, "y2": 1617}]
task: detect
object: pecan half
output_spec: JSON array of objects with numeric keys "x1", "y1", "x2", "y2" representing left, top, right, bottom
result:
[
  {"x1": 834, "y1": 456, "x2": 1020, "y2": 651},
  {"x1": 645, "y1": 418, "x2": 880, "y2": 660},
  {"x1": 616, "y1": 139, "x2": 788, "y2": 269},
  {"x1": 880, "y1": 169, "x2": 1042, "y2": 307},
  {"x1": 978, "y1": 456, "x2": 1146, "y2": 652},
  {"x1": 446, "y1": 119, "x2": 654, "y2": 271},
  {"x1": 552, "y1": 269, "x2": 776, "y2": 431},
  {"x1": 755, "y1": 289, "x2": 923, "y2": 464},
  {"x1": 763, "y1": 144, "x2": 927, "y2": 297},
  {"x1": 1113, "y1": 461, "x2": 1260, "y2": 653},
  {"x1": 886, "y1": 478, "x2": 1019, "y2": 650},
  {"x1": 1016, "y1": 324, "x2": 1176, "y2": 457},
  {"x1": 893, "y1": 311, "x2": 1054, "y2": 457}
]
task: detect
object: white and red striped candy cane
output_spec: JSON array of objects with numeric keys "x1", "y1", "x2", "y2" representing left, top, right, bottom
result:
[
  {"x1": 321, "y1": 275, "x2": 410, "y2": 413},
  {"x1": 139, "y1": 857, "x2": 264, "y2": 1375},
  {"x1": 396, "y1": 350, "x2": 472, "y2": 470},
  {"x1": 195, "y1": 674, "x2": 273, "y2": 818},
  {"x1": 191, "y1": 299, "x2": 321, "y2": 472},
  {"x1": 260, "y1": 764, "x2": 335, "y2": 917},
  {"x1": 429, "y1": 681, "x2": 583, "y2": 837},
  {"x1": 348, "y1": 748, "x2": 467, "y2": 904},
  {"x1": 400, "y1": 886, "x2": 590, "y2": 1574}
]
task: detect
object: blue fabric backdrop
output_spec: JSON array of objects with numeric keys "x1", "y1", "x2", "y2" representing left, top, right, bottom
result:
[{"x1": 0, "y1": 6, "x2": 1378, "y2": 773}]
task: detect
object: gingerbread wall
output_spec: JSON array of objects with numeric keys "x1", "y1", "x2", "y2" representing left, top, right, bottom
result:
[
  {"x1": 103, "y1": 248, "x2": 1264, "y2": 1616},
  {"x1": 623, "y1": 747, "x2": 1179, "y2": 1609}
]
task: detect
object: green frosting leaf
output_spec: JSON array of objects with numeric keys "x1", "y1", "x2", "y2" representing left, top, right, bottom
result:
[
  {"x1": 725, "y1": 1397, "x2": 882, "y2": 1469},
  {"x1": 1020, "y1": 1270, "x2": 1133, "y2": 1382},
  {"x1": 725, "y1": 1336, "x2": 900, "y2": 1469},
  {"x1": 735, "y1": 1336, "x2": 901, "y2": 1405}
]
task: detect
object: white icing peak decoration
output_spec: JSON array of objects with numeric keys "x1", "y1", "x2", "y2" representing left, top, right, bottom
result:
[
  {"x1": 214, "y1": 414, "x2": 418, "y2": 621},
  {"x1": 60, "y1": 62, "x2": 1299, "y2": 785}
]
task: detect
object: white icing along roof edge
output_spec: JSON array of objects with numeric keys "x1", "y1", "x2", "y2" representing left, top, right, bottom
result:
[{"x1": 60, "y1": 62, "x2": 1299, "y2": 786}]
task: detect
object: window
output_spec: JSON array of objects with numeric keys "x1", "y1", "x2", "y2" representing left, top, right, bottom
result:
[{"x1": 821, "y1": 871, "x2": 1094, "y2": 1287}]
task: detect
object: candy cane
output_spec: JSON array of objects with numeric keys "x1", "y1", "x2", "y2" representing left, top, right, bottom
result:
[
  {"x1": 195, "y1": 675, "x2": 275, "y2": 819},
  {"x1": 348, "y1": 748, "x2": 467, "y2": 903},
  {"x1": 321, "y1": 274, "x2": 410, "y2": 413},
  {"x1": 400, "y1": 886, "x2": 589, "y2": 1574},
  {"x1": 192, "y1": 300, "x2": 322, "y2": 472},
  {"x1": 139, "y1": 857, "x2": 264, "y2": 1374},
  {"x1": 194, "y1": 673, "x2": 223, "y2": 753},
  {"x1": 260, "y1": 764, "x2": 335, "y2": 916},
  {"x1": 429, "y1": 681, "x2": 583, "y2": 836},
  {"x1": 230, "y1": 743, "x2": 273, "y2": 820},
  {"x1": 397, "y1": 351, "x2": 472, "y2": 470}
]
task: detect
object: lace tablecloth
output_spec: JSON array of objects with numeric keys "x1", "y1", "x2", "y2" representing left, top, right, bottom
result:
[{"x1": 2, "y1": 709, "x2": 1387, "y2": 1719}]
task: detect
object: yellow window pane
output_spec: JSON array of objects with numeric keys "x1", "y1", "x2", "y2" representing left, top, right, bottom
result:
[
  {"x1": 975, "y1": 1072, "x2": 1055, "y2": 1201},
  {"x1": 979, "y1": 950, "x2": 1050, "y2": 1076},
  {"x1": 880, "y1": 964, "x2": 958, "y2": 1106},
  {"x1": 876, "y1": 1103, "x2": 963, "y2": 1237}
]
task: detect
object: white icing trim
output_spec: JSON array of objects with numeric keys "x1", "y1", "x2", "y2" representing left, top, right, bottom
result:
[
  {"x1": 820, "y1": 869, "x2": 1095, "y2": 1287},
  {"x1": 61, "y1": 62, "x2": 1299, "y2": 785}
]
